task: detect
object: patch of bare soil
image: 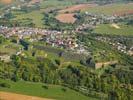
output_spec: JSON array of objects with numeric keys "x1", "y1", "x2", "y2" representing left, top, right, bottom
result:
[
  {"x1": 59, "y1": 4, "x2": 96, "y2": 13},
  {"x1": 113, "y1": 10, "x2": 133, "y2": 16},
  {"x1": 0, "y1": 91, "x2": 53, "y2": 100},
  {"x1": 55, "y1": 13, "x2": 76, "y2": 23},
  {"x1": 0, "y1": 0, "x2": 12, "y2": 4}
]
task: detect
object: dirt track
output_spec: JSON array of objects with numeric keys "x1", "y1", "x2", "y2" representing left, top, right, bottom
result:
[{"x1": 0, "y1": 92, "x2": 53, "y2": 100}]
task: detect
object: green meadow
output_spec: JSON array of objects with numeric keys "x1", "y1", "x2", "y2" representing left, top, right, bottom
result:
[
  {"x1": 0, "y1": 40, "x2": 21, "y2": 55},
  {"x1": 12, "y1": 10, "x2": 44, "y2": 28},
  {"x1": 93, "y1": 23, "x2": 133, "y2": 36},
  {"x1": 0, "y1": 79, "x2": 97, "y2": 100}
]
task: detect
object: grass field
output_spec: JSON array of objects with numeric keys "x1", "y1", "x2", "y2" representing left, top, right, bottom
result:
[
  {"x1": 0, "y1": 79, "x2": 97, "y2": 100},
  {"x1": 12, "y1": 10, "x2": 44, "y2": 28},
  {"x1": 82, "y1": 3, "x2": 133, "y2": 15},
  {"x1": 93, "y1": 23, "x2": 133, "y2": 36},
  {"x1": 40, "y1": 0, "x2": 73, "y2": 9},
  {"x1": 0, "y1": 41, "x2": 21, "y2": 55}
]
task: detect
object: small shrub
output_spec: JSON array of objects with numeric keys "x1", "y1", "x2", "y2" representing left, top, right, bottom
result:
[
  {"x1": 42, "y1": 85, "x2": 49, "y2": 89},
  {"x1": 0, "y1": 82, "x2": 11, "y2": 88},
  {"x1": 55, "y1": 59, "x2": 61, "y2": 65},
  {"x1": 61, "y1": 88, "x2": 67, "y2": 92}
]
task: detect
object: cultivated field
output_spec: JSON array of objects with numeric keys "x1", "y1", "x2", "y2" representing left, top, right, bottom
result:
[
  {"x1": 82, "y1": 3, "x2": 133, "y2": 15},
  {"x1": 55, "y1": 3, "x2": 96, "y2": 23},
  {"x1": 0, "y1": 0, "x2": 12, "y2": 4},
  {"x1": 0, "y1": 92, "x2": 53, "y2": 100},
  {"x1": 59, "y1": 4, "x2": 97, "y2": 13},
  {"x1": 55, "y1": 13, "x2": 76, "y2": 23}
]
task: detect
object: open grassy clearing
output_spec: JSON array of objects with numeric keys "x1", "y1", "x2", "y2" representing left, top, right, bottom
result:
[
  {"x1": 0, "y1": 79, "x2": 97, "y2": 100},
  {"x1": 82, "y1": 3, "x2": 133, "y2": 15},
  {"x1": 12, "y1": 10, "x2": 44, "y2": 28},
  {"x1": 93, "y1": 23, "x2": 133, "y2": 36},
  {"x1": 40, "y1": 0, "x2": 73, "y2": 9},
  {"x1": 0, "y1": 41, "x2": 21, "y2": 55},
  {"x1": 40, "y1": 0, "x2": 89, "y2": 9}
]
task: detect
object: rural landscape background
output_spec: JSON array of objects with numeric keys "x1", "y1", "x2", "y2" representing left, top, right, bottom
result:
[{"x1": 0, "y1": 0, "x2": 133, "y2": 100}]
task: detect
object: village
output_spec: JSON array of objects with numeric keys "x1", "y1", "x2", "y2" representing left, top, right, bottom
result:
[
  {"x1": 0, "y1": 1, "x2": 133, "y2": 100},
  {"x1": 0, "y1": 10, "x2": 132, "y2": 64},
  {"x1": 74, "y1": 12, "x2": 133, "y2": 56},
  {"x1": 0, "y1": 26, "x2": 89, "y2": 55},
  {"x1": 75, "y1": 11, "x2": 128, "y2": 32},
  {"x1": 0, "y1": 0, "x2": 132, "y2": 67}
]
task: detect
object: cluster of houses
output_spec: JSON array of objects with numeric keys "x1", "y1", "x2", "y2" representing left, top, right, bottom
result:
[
  {"x1": 75, "y1": 12, "x2": 133, "y2": 57},
  {"x1": 95, "y1": 36, "x2": 133, "y2": 56},
  {"x1": 0, "y1": 26, "x2": 89, "y2": 55},
  {"x1": 76, "y1": 12, "x2": 125, "y2": 33},
  {"x1": 128, "y1": 47, "x2": 133, "y2": 56}
]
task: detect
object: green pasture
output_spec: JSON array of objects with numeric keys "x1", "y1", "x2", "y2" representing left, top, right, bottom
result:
[
  {"x1": 12, "y1": 10, "x2": 44, "y2": 28},
  {"x1": 40, "y1": 0, "x2": 73, "y2": 9},
  {"x1": 93, "y1": 23, "x2": 133, "y2": 36},
  {"x1": 0, "y1": 41, "x2": 21, "y2": 55},
  {"x1": 0, "y1": 79, "x2": 97, "y2": 100}
]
